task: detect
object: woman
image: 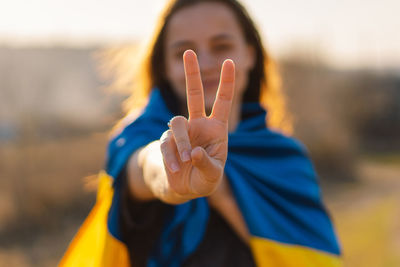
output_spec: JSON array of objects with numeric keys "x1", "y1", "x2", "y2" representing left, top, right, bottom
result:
[{"x1": 60, "y1": 0, "x2": 342, "y2": 266}]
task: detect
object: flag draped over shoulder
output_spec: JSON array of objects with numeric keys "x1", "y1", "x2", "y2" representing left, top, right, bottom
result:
[{"x1": 60, "y1": 89, "x2": 342, "y2": 267}]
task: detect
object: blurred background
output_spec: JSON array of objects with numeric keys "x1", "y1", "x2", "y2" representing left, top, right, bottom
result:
[{"x1": 0, "y1": 0, "x2": 399, "y2": 266}]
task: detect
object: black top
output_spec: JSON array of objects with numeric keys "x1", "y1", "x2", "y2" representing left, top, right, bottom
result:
[{"x1": 118, "y1": 167, "x2": 256, "y2": 267}]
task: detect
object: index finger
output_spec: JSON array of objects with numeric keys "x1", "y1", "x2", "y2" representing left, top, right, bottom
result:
[
  {"x1": 183, "y1": 50, "x2": 205, "y2": 119},
  {"x1": 210, "y1": 59, "x2": 235, "y2": 123}
]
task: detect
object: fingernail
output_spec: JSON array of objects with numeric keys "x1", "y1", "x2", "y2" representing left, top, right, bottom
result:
[
  {"x1": 170, "y1": 163, "x2": 180, "y2": 173},
  {"x1": 182, "y1": 151, "x2": 191, "y2": 162}
]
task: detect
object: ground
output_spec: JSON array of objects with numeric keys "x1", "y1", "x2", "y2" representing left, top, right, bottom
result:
[{"x1": 0, "y1": 133, "x2": 399, "y2": 266}]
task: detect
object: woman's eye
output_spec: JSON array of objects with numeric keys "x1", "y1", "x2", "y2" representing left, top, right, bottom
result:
[
  {"x1": 174, "y1": 50, "x2": 185, "y2": 59},
  {"x1": 212, "y1": 44, "x2": 233, "y2": 53}
]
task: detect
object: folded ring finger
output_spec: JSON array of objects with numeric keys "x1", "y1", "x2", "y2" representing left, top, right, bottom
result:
[
  {"x1": 169, "y1": 116, "x2": 192, "y2": 162},
  {"x1": 160, "y1": 130, "x2": 180, "y2": 173}
]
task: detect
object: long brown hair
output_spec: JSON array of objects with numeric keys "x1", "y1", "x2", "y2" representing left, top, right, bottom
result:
[{"x1": 107, "y1": 0, "x2": 292, "y2": 134}]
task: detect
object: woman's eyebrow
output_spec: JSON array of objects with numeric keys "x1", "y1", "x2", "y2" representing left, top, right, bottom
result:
[{"x1": 211, "y1": 33, "x2": 235, "y2": 42}]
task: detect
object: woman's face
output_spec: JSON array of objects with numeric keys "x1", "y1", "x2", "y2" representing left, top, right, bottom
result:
[{"x1": 164, "y1": 2, "x2": 255, "y2": 114}]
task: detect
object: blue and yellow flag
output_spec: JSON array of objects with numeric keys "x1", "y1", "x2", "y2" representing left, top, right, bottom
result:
[{"x1": 60, "y1": 89, "x2": 342, "y2": 267}]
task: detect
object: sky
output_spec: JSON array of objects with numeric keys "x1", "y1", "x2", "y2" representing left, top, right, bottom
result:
[{"x1": 0, "y1": 0, "x2": 399, "y2": 70}]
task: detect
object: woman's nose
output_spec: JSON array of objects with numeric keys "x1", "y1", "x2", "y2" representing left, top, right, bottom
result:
[{"x1": 196, "y1": 50, "x2": 218, "y2": 74}]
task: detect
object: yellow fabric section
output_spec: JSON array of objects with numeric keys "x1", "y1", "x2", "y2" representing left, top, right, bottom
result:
[
  {"x1": 59, "y1": 171, "x2": 130, "y2": 267},
  {"x1": 250, "y1": 236, "x2": 343, "y2": 267}
]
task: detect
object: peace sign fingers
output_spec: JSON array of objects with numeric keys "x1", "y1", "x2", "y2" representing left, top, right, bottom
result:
[
  {"x1": 159, "y1": 50, "x2": 235, "y2": 199},
  {"x1": 183, "y1": 50, "x2": 206, "y2": 119},
  {"x1": 183, "y1": 50, "x2": 235, "y2": 123},
  {"x1": 210, "y1": 59, "x2": 235, "y2": 123}
]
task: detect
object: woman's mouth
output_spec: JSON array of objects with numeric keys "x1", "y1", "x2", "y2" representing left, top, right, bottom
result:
[{"x1": 202, "y1": 80, "x2": 219, "y2": 92}]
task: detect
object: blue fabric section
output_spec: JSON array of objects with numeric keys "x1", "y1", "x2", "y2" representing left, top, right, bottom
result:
[
  {"x1": 148, "y1": 199, "x2": 209, "y2": 267},
  {"x1": 105, "y1": 89, "x2": 341, "y2": 266},
  {"x1": 225, "y1": 129, "x2": 340, "y2": 254}
]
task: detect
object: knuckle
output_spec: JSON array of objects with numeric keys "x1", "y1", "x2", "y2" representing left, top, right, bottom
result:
[
  {"x1": 188, "y1": 87, "x2": 202, "y2": 96},
  {"x1": 222, "y1": 75, "x2": 235, "y2": 84},
  {"x1": 160, "y1": 131, "x2": 172, "y2": 149},
  {"x1": 186, "y1": 69, "x2": 200, "y2": 77},
  {"x1": 217, "y1": 93, "x2": 231, "y2": 101},
  {"x1": 159, "y1": 139, "x2": 168, "y2": 151},
  {"x1": 160, "y1": 143, "x2": 174, "y2": 162},
  {"x1": 160, "y1": 130, "x2": 170, "y2": 141},
  {"x1": 217, "y1": 88, "x2": 233, "y2": 101},
  {"x1": 170, "y1": 116, "x2": 187, "y2": 128},
  {"x1": 175, "y1": 138, "x2": 189, "y2": 149}
]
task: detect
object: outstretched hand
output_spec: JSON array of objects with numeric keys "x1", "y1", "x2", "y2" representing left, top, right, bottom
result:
[{"x1": 160, "y1": 50, "x2": 235, "y2": 197}]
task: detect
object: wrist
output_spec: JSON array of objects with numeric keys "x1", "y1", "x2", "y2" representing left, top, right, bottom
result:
[{"x1": 207, "y1": 176, "x2": 230, "y2": 206}]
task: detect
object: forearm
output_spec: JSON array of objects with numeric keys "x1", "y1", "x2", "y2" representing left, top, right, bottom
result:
[{"x1": 126, "y1": 140, "x2": 192, "y2": 204}]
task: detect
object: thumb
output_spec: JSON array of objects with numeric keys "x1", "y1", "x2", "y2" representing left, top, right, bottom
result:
[{"x1": 191, "y1": 146, "x2": 222, "y2": 184}]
